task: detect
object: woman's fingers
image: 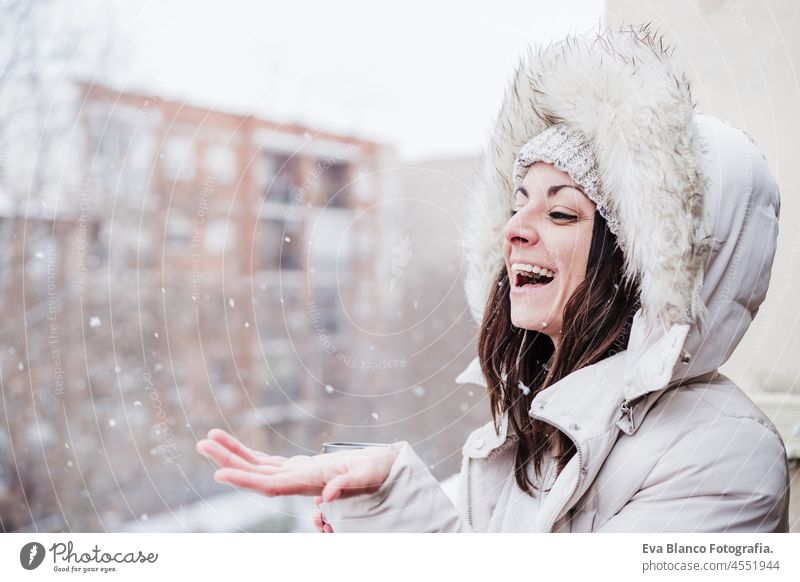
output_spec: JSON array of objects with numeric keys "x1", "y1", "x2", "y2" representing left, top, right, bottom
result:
[
  {"x1": 214, "y1": 467, "x2": 323, "y2": 497},
  {"x1": 197, "y1": 438, "x2": 286, "y2": 477},
  {"x1": 312, "y1": 511, "x2": 324, "y2": 532},
  {"x1": 313, "y1": 496, "x2": 330, "y2": 532},
  {"x1": 320, "y1": 460, "x2": 384, "y2": 502},
  {"x1": 196, "y1": 439, "x2": 257, "y2": 471},
  {"x1": 207, "y1": 429, "x2": 287, "y2": 465},
  {"x1": 208, "y1": 445, "x2": 394, "y2": 507},
  {"x1": 205, "y1": 429, "x2": 263, "y2": 464}
]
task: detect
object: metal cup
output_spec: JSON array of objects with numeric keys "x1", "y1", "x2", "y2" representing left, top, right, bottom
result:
[{"x1": 318, "y1": 441, "x2": 391, "y2": 528}]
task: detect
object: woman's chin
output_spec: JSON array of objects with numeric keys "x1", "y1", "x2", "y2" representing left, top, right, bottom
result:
[{"x1": 511, "y1": 312, "x2": 547, "y2": 333}]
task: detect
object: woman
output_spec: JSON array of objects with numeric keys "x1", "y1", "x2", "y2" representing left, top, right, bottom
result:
[{"x1": 196, "y1": 26, "x2": 790, "y2": 532}]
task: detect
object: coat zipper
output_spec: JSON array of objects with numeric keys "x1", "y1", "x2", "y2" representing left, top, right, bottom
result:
[
  {"x1": 534, "y1": 401, "x2": 632, "y2": 531},
  {"x1": 528, "y1": 412, "x2": 584, "y2": 533},
  {"x1": 466, "y1": 456, "x2": 473, "y2": 529},
  {"x1": 620, "y1": 401, "x2": 634, "y2": 429}
]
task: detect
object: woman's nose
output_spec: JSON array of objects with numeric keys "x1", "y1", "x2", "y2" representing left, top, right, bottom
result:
[{"x1": 504, "y1": 212, "x2": 539, "y2": 248}]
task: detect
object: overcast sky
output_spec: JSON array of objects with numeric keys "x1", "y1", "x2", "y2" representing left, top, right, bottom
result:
[{"x1": 83, "y1": 0, "x2": 605, "y2": 160}]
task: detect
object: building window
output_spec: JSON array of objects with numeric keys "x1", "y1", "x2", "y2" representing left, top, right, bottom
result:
[
  {"x1": 166, "y1": 214, "x2": 192, "y2": 252},
  {"x1": 352, "y1": 168, "x2": 375, "y2": 203},
  {"x1": 204, "y1": 219, "x2": 234, "y2": 255},
  {"x1": 320, "y1": 161, "x2": 350, "y2": 208},
  {"x1": 88, "y1": 221, "x2": 106, "y2": 267},
  {"x1": 87, "y1": 105, "x2": 157, "y2": 196},
  {"x1": 259, "y1": 218, "x2": 302, "y2": 271},
  {"x1": 308, "y1": 209, "x2": 352, "y2": 275},
  {"x1": 311, "y1": 285, "x2": 343, "y2": 336},
  {"x1": 261, "y1": 152, "x2": 299, "y2": 205},
  {"x1": 162, "y1": 135, "x2": 196, "y2": 182},
  {"x1": 204, "y1": 144, "x2": 237, "y2": 185}
]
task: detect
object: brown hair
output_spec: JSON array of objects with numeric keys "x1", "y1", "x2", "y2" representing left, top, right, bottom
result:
[{"x1": 477, "y1": 209, "x2": 640, "y2": 496}]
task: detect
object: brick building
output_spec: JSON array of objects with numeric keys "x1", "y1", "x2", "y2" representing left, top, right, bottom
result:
[{"x1": 0, "y1": 82, "x2": 390, "y2": 531}]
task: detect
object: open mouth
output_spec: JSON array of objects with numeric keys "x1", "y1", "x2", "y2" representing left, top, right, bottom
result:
[
  {"x1": 511, "y1": 263, "x2": 556, "y2": 288},
  {"x1": 514, "y1": 271, "x2": 555, "y2": 287}
]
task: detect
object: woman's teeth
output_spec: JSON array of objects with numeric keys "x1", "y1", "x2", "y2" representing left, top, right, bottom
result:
[
  {"x1": 511, "y1": 263, "x2": 556, "y2": 286},
  {"x1": 511, "y1": 263, "x2": 556, "y2": 277}
]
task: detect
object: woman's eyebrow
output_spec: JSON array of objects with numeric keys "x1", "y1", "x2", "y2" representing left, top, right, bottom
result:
[
  {"x1": 517, "y1": 184, "x2": 585, "y2": 198},
  {"x1": 548, "y1": 184, "x2": 585, "y2": 197}
]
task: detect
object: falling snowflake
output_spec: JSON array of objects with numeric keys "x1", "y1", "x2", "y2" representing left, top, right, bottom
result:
[
  {"x1": 66, "y1": 460, "x2": 74, "y2": 468},
  {"x1": 228, "y1": 297, "x2": 235, "y2": 307},
  {"x1": 324, "y1": 384, "x2": 334, "y2": 394},
  {"x1": 371, "y1": 412, "x2": 379, "y2": 420},
  {"x1": 154, "y1": 332, "x2": 159, "y2": 338},
  {"x1": 284, "y1": 236, "x2": 291, "y2": 243},
  {"x1": 141, "y1": 513, "x2": 149, "y2": 521},
  {"x1": 460, "y1": 402, "x2": 469, "y2": 412},
  {"x1": 468, "y1": 390, "x2": 474, "y2": 397},
  {"x1": 412, "y1": 385, "x2": 426, "y2": 397},
  {"x1": 518, "y1": 381, "x2": 530, "y2": 396},
  {"x1": 161, "y1": 287, "x2": 166, "y2": 294},
  {"x1": 108, "y1": 419, "x2": 116, "y2": 428},
  {"x1": 34, "y1": 251, "x2": 44, "y2": 258},
  {"x1": 17, "y1": 362, "x2": 23, "y2": 371},
  {"x1": 114, "y1": 366, "x2": 121, "y2": 374},
  {"x1": 133, "y1": 401, "x2": 142, "y2": 407},
  {"x1": 244, "y1": 322, "x2": 250, "y2": 328},
  {"x1": 89, "y1": 316, "x2": 101, "y2": 328},
  {"x1": 413, "y1": 300, "x2": 419, "y2": 309}
]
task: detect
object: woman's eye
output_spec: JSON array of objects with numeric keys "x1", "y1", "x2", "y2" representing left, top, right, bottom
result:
[{"x1": 549, "y1": 211, "x2": 577, "y2": 222}]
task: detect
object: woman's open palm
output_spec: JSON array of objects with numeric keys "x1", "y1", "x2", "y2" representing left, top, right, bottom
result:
[{"x1": 196, "y1": 429, "x2": 398, "y2": 504}]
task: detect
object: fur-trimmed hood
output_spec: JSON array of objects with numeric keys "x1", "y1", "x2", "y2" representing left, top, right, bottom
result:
[{"x1": 459, "y1": 25, "x2": 780, "y2": 398}]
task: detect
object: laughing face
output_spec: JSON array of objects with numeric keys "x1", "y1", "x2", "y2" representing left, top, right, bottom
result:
[{"x1": 504, "y1": 162, "x2": 596, "y2": 347}]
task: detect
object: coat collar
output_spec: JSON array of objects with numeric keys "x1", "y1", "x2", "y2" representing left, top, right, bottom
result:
[{"x1": 532, "y1": 317, "x2": 693, "y2": 441}]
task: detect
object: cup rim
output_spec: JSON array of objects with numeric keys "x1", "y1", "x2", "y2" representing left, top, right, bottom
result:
[{"x1": 321, "y1": 441, "x2": 391, "y2": 449}]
